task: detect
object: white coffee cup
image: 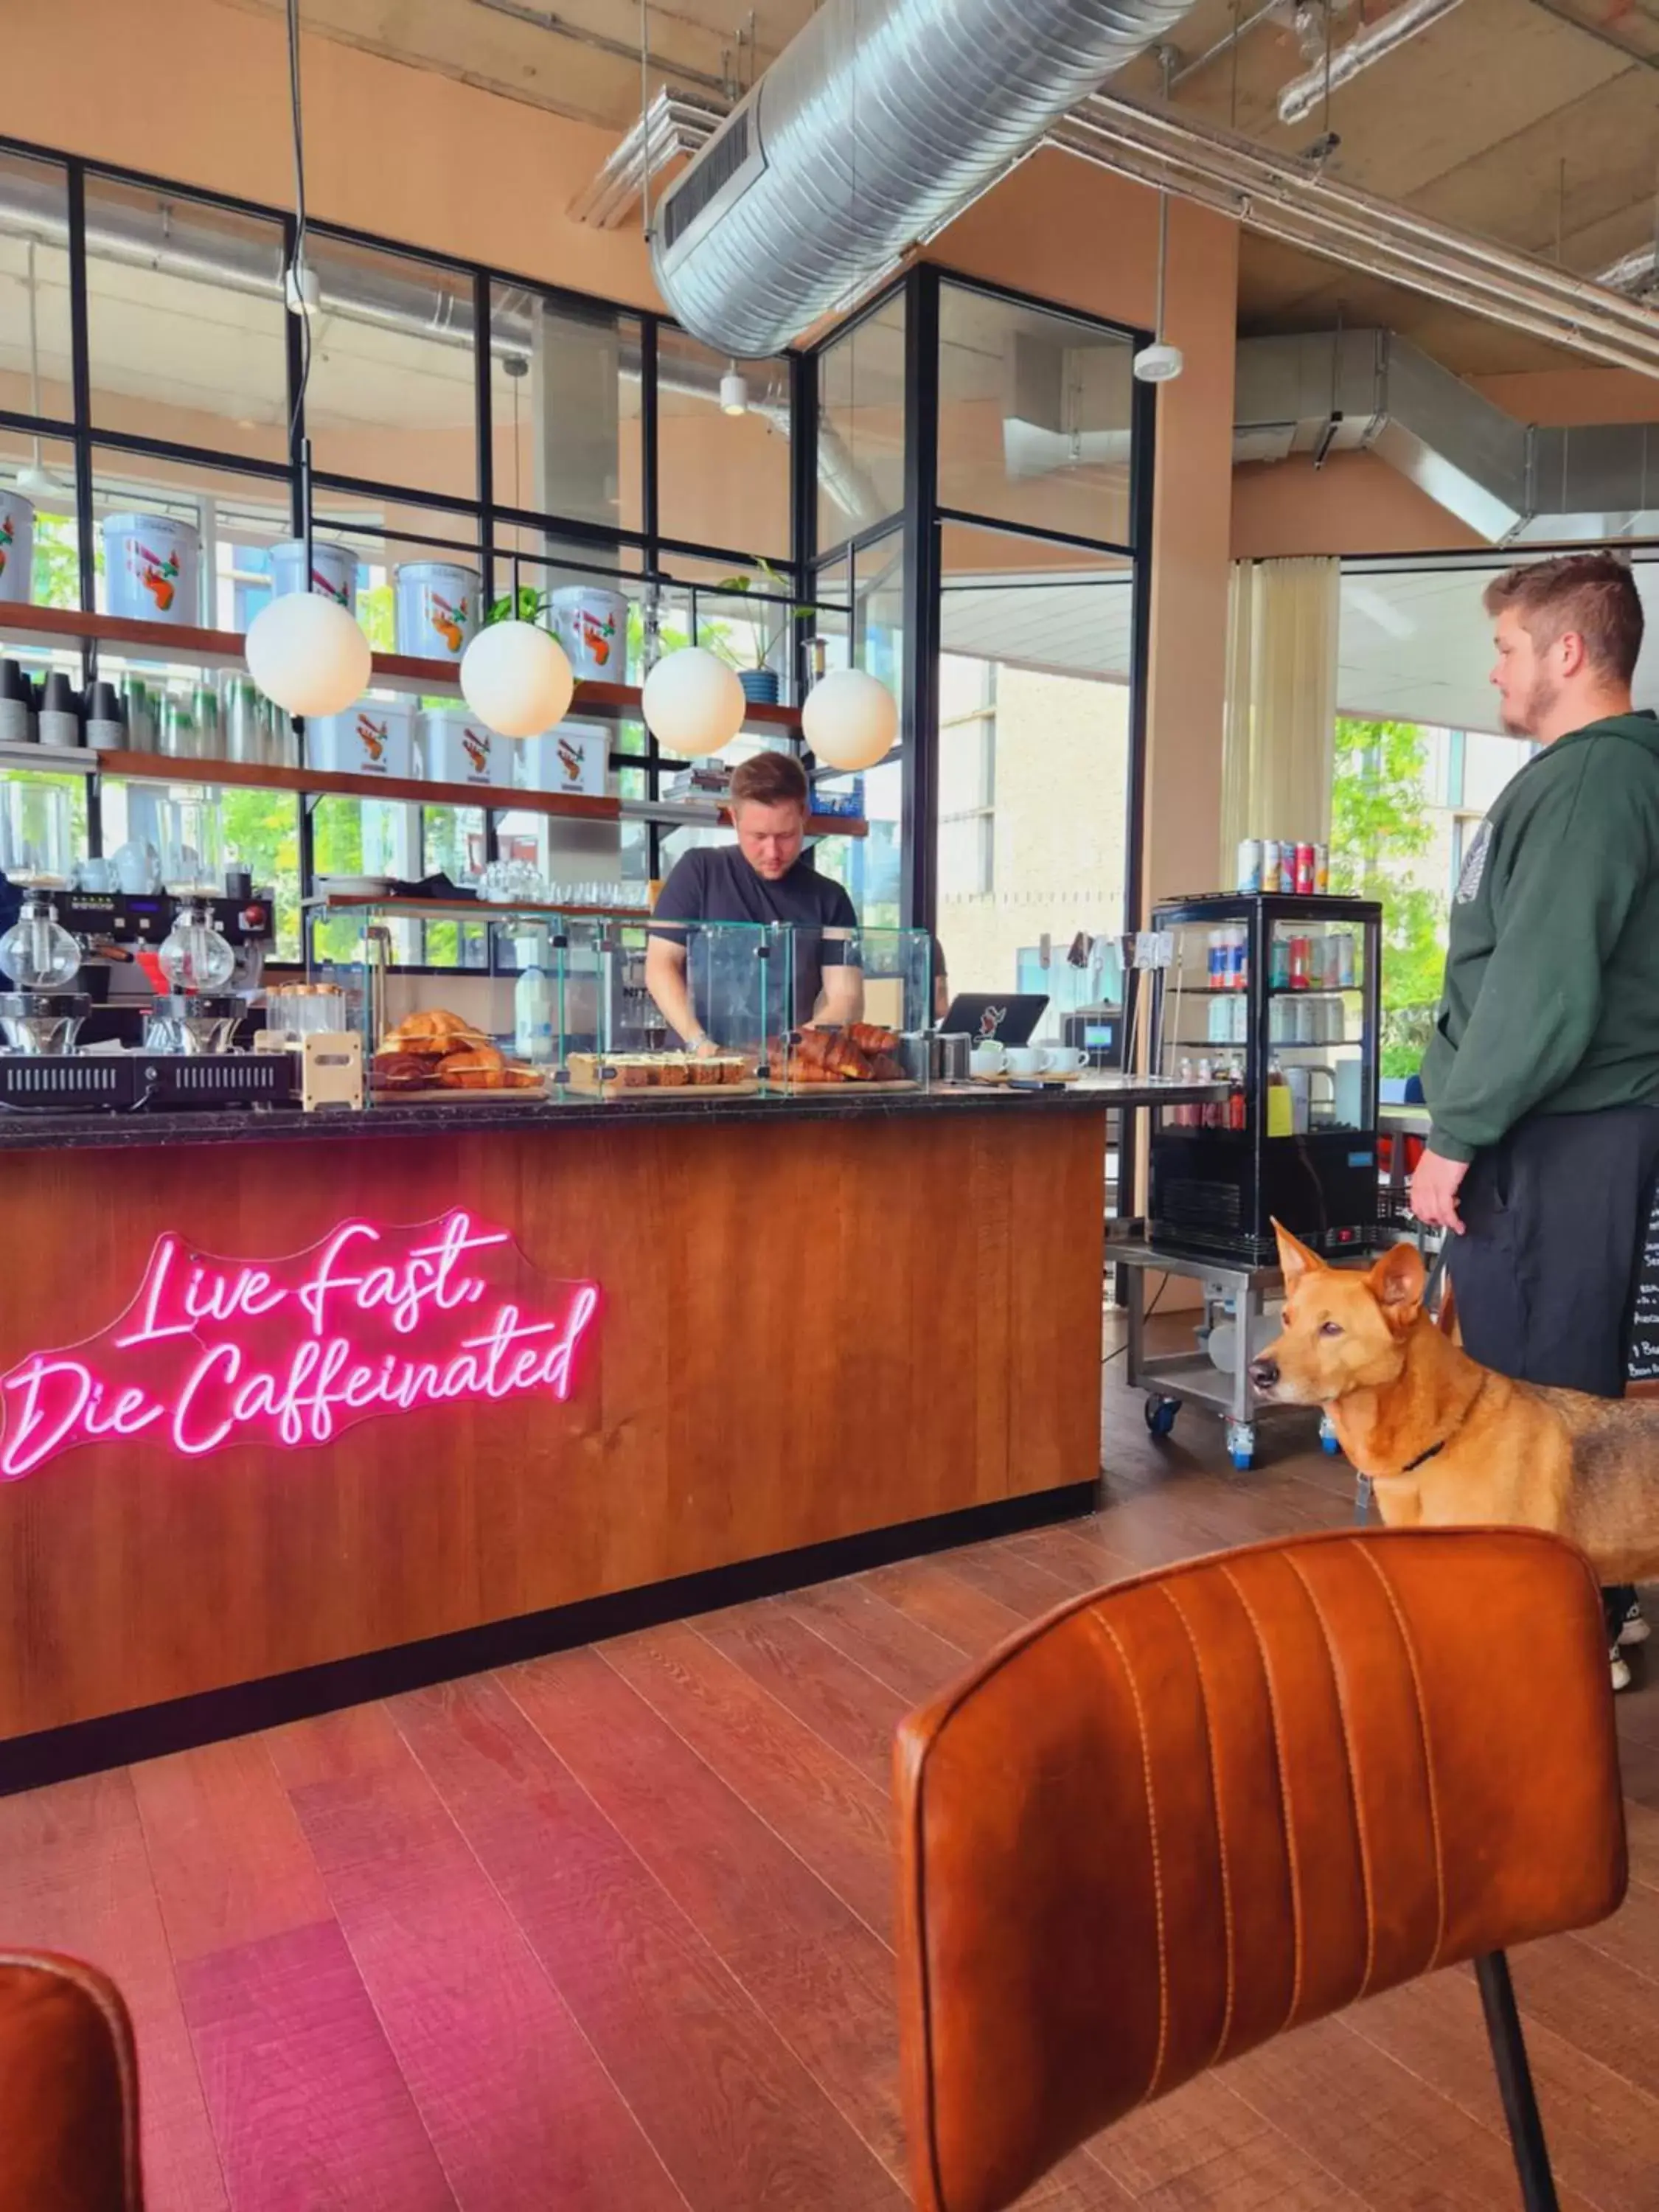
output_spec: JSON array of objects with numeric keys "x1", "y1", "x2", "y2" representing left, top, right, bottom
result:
[
  {"x1": 1004, "y1": 1045, "x2": 1046, "y2": 1079},
  {"x1": 970, "y1": 1040, "x2": 1006, "y2": 1076},
  {"x1": 1042, "y1": 1046, "x2": 1088, "y2": 1074}
]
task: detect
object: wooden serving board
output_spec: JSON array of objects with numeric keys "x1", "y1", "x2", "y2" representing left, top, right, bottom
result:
[
  {"x1": 372, "y1": 1083, "x2": 549, "y2": 1104},
  {"x1": 564, "y1": 1077, "x2": 764, "y2": 1101},
  {"x1": 771, "y1": 1078, "x2": 921, "y2": 1096}
]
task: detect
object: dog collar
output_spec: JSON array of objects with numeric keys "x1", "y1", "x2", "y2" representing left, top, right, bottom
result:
[{"x1": 1399, "y1": 1439, "x2": 1446, "y2": 1474}]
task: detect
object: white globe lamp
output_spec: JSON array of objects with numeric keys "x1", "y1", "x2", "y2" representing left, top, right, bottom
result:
[
  {"x1": 245, "y1": 589, "x2": 372, "y2": 720},
  {"x1": 461, "y1": 620, "x2": 574, "y2": 739},
  {"x1": 801, "y1": 667, "x2": 898, "y2": 771},
  {"x1": 642, "y1": 646, "x2": 746, "y2": 759}
]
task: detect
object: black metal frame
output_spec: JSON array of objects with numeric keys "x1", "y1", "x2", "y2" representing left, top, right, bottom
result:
[
  {"x1": 1475, "y1": 1952, "x2": 1561, "y2": 2212},
  {"x1": 2, "y1": 136, "x2": 1156, "y2": 973},
  {"x1": 804, "y1": 262, "x2": 1155, "y2": 935}
]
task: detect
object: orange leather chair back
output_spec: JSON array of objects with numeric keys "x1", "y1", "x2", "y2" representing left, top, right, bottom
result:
[
  {"x1": 894, "y1": 1527, "x2": 1625, "y2": 2212},
  {"x1": 0, "y1": 1951, "x2": 144, "y2": 2211}
]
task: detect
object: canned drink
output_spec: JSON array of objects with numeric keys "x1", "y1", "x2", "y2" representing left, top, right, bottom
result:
[
  {"x1": 1207, "y1": 930, "x2": 1225, "y2": 990},
  {"x1": 1334, "y1": 931, "x2": 1355, "y2": 989},
  {"x1": 1261, "y1": 838, "x2": 1282, "y2": 893},
  {"x1": 1293, "y1": 841, "x2": 1316, "y2": 896},
  {"x1": 1228, "y1": 926, "x2": 1248, "y2": 990},
  {"x1": 1237, "y1": 838, "x2": 1263, "y2": 894},
  {"x1": 1289, "y1": 934, "x2": 1312, "y2": 990},
  {"x1": 1269, "y1": 933, "x2": 1291, "y2": 990},
  {"x1": 1313, "y1": 841, "x2": 1329, "y2": 894}
]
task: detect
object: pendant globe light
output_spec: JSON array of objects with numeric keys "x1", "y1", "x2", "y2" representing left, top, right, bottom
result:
[
  {"x1": 642, "y1": 646, "x2": 746, "y2": 759},
  {"x1": 801, "y1": 666, "x2": 898, "y2": 772},
  {"x1": 459, "y1": 353, "x2": 574, "y2": 737},
  {"x1": 243, "y1": 0, "x2": 371, "y2": 723}
]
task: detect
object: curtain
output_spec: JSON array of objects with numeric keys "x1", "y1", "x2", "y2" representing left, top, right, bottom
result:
[{"x1": 1218, "y1": 554, "x2": 1340, "y2": 877}]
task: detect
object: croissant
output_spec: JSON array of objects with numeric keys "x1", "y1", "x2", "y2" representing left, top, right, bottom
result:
[{"x1": 848, "y1": 1023, "x2": 899, "y2": 1056}]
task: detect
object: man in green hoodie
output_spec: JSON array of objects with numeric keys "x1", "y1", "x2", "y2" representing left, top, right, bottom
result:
[{"x1": 1411, "y1": 552, "x2": 1659, "y2": 1683}]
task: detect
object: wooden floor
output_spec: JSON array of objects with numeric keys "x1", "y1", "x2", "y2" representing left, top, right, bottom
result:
[{"x1": 4, "y1": 1349, "x2": 1658, "y2": 2211}]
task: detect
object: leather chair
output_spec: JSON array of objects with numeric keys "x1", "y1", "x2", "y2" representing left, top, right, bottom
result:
[
  {"x1": 894, "y1": 1527, "x2": 1625, "y2": 2212},
  {"x1": 0, "y1": 1950, "x2": 144, "y2": 2210}
]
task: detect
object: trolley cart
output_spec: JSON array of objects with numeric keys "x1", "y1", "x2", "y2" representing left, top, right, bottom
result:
[{"x1": 1111, "y1": 1234, "x2": 1340, "y2": 1470}]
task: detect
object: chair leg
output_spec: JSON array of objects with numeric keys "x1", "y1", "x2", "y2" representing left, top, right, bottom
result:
[{"x1": 1475, "y1": 1952, "x2": 1560, "y2": 2212}]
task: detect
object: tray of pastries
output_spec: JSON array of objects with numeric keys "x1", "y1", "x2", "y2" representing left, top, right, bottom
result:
[
  {"x1": 767, "y1": 1023, "x2": 914, "y2": 1088},
  {"x1": 565, "y1": 1050, "x2": 757, "y2": 1094},
  {"x1": 372, "y1": 1009, "x2": 546, "y2": 1098}
]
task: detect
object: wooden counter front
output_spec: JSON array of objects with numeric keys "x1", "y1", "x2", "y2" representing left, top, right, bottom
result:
[{"x1": 0, "y1": 1104, "x2": 1105, "y2": 1752}]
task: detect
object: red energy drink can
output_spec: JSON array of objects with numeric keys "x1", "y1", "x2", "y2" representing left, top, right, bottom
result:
[{"x1": 1293, "y1": 842, "x2": 1315, "y2": 895}]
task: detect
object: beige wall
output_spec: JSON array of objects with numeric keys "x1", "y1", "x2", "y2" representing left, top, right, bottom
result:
[{"x1": 1231, "y1": 452, "x2": 1486, "y2": 560}]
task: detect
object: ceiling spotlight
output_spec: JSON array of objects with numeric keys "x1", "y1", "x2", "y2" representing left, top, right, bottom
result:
[
  {"x1": 720, "y1": 364, "x2": 750, "y2": 417},
  {"x1": 1133, "y1": 341, "x2": 1184, "y2": 384}
]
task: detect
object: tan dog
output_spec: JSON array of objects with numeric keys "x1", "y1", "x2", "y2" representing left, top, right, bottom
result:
[{"x1": 1250, "y1": 1224, "x2": 1659, "y2": 1586}]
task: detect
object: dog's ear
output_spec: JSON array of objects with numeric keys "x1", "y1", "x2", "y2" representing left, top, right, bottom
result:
[
  {"x1": 1369, "y1": 1241, "x2": 1426, "y2": 1321},
  {"x1": 1272, "y1": 1219, "x2": 1325, "y2": 1290}
]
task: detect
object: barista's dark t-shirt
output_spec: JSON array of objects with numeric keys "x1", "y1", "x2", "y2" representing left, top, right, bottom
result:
[{"x1": 650, "y1": 845, "x2": 858, "y2": 1032}]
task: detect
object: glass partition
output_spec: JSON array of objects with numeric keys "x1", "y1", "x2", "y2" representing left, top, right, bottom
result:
[{"x1": 938, "y1": 283, "x2": 1134, "y2": 548}]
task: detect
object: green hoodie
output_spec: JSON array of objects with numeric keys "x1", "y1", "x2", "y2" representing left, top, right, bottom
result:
[{"x1": 1422, "y1": 711, "x2": 1659, "y2": 1164}]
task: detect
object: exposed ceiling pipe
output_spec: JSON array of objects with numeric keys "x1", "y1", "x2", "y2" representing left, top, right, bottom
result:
[
  {"x1": 1598, "y1": 242, "x2": 1659, "y2": 299},
  {"x1": 1048, "y1": 93, "x2": 1659, "y2": 377},
  {"x1": 650, "y1": 0, "x2": 1201, "y2": 359},
  {"x1": 1277, "y1": 0, "x2": 1467, "y2": 126}
]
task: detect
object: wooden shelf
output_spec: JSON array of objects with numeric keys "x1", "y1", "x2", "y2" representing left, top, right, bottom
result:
[
  {"x1": 97, "y1": 750, "x2": 619, "y2": 821},
  {"x1": 0, "y1": 603, "x2": 805, "y2": 734},
  {"x1": 304, "y1": 895, "x2": 650, "y2": 922}
]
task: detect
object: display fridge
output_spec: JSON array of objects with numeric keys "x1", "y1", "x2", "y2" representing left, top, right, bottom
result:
[{"x1": 1147, "y1": 891, "x2": 1383, "y2": 1265}]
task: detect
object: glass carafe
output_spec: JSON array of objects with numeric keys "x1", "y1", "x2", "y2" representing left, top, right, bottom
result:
[
  {"x1": 158, "y1": 898, "x2": 236, "y2": 995},
  {"x1": 0, "y1": 782, "x2": 72, "y2": 886},
  {"x1": 0, "y1": 888, "x2": 82, "y2": 990}
]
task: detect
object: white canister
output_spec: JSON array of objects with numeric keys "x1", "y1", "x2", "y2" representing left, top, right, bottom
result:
[
  {"x1": 394, "y1": 563, "x2": 479, "y2": 661},
  {"x1": 103, "y1": 512, "x2": 201, "y2": 625},
  {"x1": 0, "y1": 491, "x2": 35, "y2": 605},
  {"x1": 307, "y1": 698, "x2": 414, "y2": 779},
  {"x1": 417, "y1": 706, "x2": 497, "y2": 787},
  {"x1": 269, "y1": 537, "x2": 358, "y2": 614},
  {"x1": 549, "y1": 585, "x2": 628, "y2": 681},
  {"x1": 519, "y1": 718, "x2": 609, "y2": 797}
]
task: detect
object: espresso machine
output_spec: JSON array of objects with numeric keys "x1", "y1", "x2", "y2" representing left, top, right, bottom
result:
[{"x1": 0, "y1": 885, "x2": 293, "y2": 1113}]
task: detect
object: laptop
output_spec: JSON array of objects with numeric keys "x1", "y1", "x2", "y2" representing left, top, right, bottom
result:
[{"x1": 939, "y1": 993, "x2": 1050, "y2": 1046}]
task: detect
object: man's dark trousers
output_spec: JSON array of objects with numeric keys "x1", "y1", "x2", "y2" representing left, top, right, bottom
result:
[{"x1": 1448, "y1": 1102, "x2": 1659, "y2": 1638}]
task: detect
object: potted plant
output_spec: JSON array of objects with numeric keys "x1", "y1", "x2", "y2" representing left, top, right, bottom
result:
[{"x1": 709, "y1": 556, "x2": 815, "y2": 705}]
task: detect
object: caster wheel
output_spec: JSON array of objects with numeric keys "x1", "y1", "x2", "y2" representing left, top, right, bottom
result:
[
  {"x1": 1225, "y1": 1420, "x2": 1256, "y2": 1471},
  {"x1": 1144, "y1": 1396, "x2": 1179, "y2": 1439}
]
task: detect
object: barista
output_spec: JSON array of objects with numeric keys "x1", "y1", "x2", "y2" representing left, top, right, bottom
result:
[{"x1": 645, "y1": 750, "x2": 863, "y2": 1051}]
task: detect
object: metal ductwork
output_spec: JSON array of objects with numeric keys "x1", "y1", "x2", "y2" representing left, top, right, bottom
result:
[
  {"x1": 1228, "y1": 329, "x2": 1659, "y2": 543},
  {"x1": 649, "y1": 0, "x2": 1197, "y2": 360}
]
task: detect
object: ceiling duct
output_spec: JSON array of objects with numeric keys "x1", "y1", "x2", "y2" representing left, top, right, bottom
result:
[
  {"x1": 1227, "y1": 329, "x2": 1659, "y2": 542},
  {"x1": 649, "y1": 0, "x2": 1198, "y2": 361}
]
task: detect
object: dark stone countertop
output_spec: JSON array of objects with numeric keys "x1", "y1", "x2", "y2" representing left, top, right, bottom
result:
[{"x1": 0, "y1": 1075, "x2": 1213, "y2": 1155}]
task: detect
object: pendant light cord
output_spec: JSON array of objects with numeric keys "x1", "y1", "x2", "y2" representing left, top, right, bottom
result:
[{"x1": 284, "y1": 0, "x2": 314, "y2": 572}]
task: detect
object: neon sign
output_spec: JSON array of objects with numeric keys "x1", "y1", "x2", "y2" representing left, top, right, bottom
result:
[{"x1": 0, "y1": 1211, "x2": 600, "y2": 1480}]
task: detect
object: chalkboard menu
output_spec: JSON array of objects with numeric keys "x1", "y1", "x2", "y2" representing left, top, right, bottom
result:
[{"x1": 1628, "y1": 1186, "x2": 1659, "y2": 1393}]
